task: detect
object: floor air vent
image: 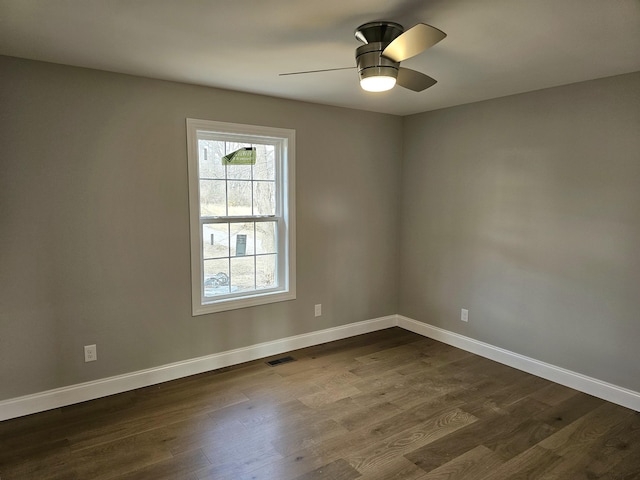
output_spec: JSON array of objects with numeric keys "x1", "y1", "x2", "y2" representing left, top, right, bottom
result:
[{"x1": 266, "y1": 356, "x2": 296, "y2": 366}]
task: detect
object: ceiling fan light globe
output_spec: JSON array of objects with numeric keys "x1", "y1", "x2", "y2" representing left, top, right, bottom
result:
[{"x1": 360, "y1": 75, "x2": 396, "y2": 92}]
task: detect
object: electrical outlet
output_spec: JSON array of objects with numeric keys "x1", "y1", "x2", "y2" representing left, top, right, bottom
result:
[
  {"x1": 84, "y1": 344, "x2": 97, "y2": 362},
  {"x1": 314, "y1": 304, "x2": 322, "y2": 317},
  {"x1": 461, "y1": 308, "x2": 469, "y2": 322}
]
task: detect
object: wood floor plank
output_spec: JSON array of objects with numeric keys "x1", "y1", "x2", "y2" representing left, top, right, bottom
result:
[
  {"x1": 1, "y1": 327, "x2": 639, "y2": 480},
  {"x1": 331, "y1": 399, "x2": 405, "y2": 431},
  {"x1": 537, "y1": 401, "x2": 639, "y2": 480},
  {"x1": 480, "y1": 374, "x2": 553, "y2": 410},
  {"x1": 291, "y1": 458, "x2": 361, "y2": 480},
  {"x1": 0, "y1": 442, "x2": 75, "y2": 480},
  {"x1": 486, "y1": 418, "x2": 556, "y2": 461},
  {"x1": 197, "y1": 431, "x2": 284, "y2": 478},
  {"x1": 352, "y1": 343, "x2": 441, "y2": 378},
  {"x1": 297, "y1": 369, "x2": 363, "y2": 409},
  {"x1": 476, "y1": 445, "x2": 563, "y2": 480},
  {"x1": 159, "y1": 412, "x2": 246, "y2": 456},
  {"x1": 418, "y1": 445, "x2": 504, "y2": 480},
  {"x1": 347, "y1": 408, "x2": 477, "y2": 474},
  {"x1": 538, "y1": 401, "x2": 631, "y2": 456},
  {"x1": 355, "y1": 457, "x2": 426, "y2": 480},
  {"x1": 579, "y1": 407, "x2": 640, "y2": 478},
  {"x1": 300, "y1": 395, "x2": 466, "y2": 466},
  {"x1": 204, "y1": 450, "x2": 326, "y2": 480},
  {"x1": 528, "y1": 381, "x2": 581, "y2": 407},
  {"x1": 58, "y1": 430, "x2": 174, "y2": 479},
  {"x1": 269, "y1": 417, "x2": 350, "y2": 456},
  {"x1": 296, "y1": 329, "x2": 420, "y2": 366},
  {"x1": 349, "y1": 368, "x2": 422, "y2": 399},
  {"x1": 239, "y1": 373, "x2": 324, "y2": 403},
  {"x1": 114, "y1": 448, "x2": 211, "y2": 480},
  {"x1": 67, "y1": 389, "x2": 250, "y2": 451},
  {"x1": 533, "y1": 391, "x2": 605, "y2": 430},
  {"x1": 216, "y1": 397, "x2": 320, "y2": 433},
  {"x1": 404, "y1": 397, "x2": 555, "y2": 473},
  {"x1": 598, "y1": 446, "x2": 640, "y2": 480},
  {"x1": 403, "y1": 339, "x2": 476, "y2": 369}
]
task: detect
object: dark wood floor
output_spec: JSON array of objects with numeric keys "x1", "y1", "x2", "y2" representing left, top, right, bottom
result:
[{"x1": 1, "y1": 327, "x2": 639, "y2": 479}]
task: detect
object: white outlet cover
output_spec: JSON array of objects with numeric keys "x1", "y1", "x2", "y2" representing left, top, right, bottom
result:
[
  {"x1": 314, "y1": 304, "x2": 322, "y2": 317},
  {"x1": 84, "y1": 344, "x2": 97, "y2": 362},
  {"x1": 461, "y1": 309, "x2": 469, "y2": 322}
]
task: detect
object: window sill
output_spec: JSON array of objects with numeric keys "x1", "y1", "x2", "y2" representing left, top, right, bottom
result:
[{"x1": 192, "y1": 290, "x2": 296, "y2": 315}]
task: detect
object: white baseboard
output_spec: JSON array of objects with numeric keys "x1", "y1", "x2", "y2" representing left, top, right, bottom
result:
[
  {"x1": 2, "y1": 314, "x2": 638, "y2": 421},
  {"x1": 397, "y1": 315, "x2": 640, "y2": 412},
  {"x1": 0, "y1": 315, "x2": 396, "y2": 421}
]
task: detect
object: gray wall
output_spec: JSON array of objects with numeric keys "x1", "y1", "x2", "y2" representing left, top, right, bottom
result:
[
  {"x1": 2, "y1": 55, "x2": 638, "y2": 402},
  {"x1": 0, "y1": 56, "x2": 402, "y2": 400},
  {"x1": 400, "y1": 72, "x2": 640, "y2": 392}
]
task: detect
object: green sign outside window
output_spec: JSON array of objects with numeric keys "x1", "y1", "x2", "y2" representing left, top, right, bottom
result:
[{"x1": 222, "y1": 147, "x2": 256, "y2": 165}]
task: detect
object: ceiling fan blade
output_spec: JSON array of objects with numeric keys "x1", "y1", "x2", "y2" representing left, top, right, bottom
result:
[
  {"x1": 382, "y1": 23, "x2": 446, "y2": 62},
  {"x1": 279, "y1": 67, "x2": 355, "y2": 76},
  {"x1": 396, "y1": 68, "x2": 437, "y2": 92}
]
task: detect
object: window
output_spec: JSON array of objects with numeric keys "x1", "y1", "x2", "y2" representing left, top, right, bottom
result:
[{"x1": 186, "y1": 119, "x2": 295, "y2": 315}]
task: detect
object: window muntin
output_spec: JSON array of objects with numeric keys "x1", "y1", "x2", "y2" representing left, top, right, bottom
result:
[{"x1": 187, "y1": 119, "x2": 295, "y2": 315}]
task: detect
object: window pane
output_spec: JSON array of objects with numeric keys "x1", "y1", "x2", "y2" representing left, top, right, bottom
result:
[
  {"x1": 203, "y1": 223, "x2": 229, "y2": 259},
  {"x1": 256, "y1": 255, "x2": 277, "y2": 289},
  {"x1": 253, "y1": 144, "x2": 275, "y2": 180},
  {"x1": 256, "y1": 221, "x2": 277, "y2": 254},
  {"x1": 199, "y1": 140, "x2": 226, "y2": 179},
  {"x1": 253, "y1": 181, "x2": 275, "y2": 215},
  {"x1": 230, "y1": 256, "x2": 255, "y2": 292},
  {"x1": 230, "y1": 223, "x2": 255, "y2": 256},
  {"x1": 227, "y1": 181, "x2": 252, "y2": 216},
  {"x1": 225, "y1": 142, "x2": 252, "y2": 180},
  {"x1": 225, "y1": 163, "x2": 252, "y2": 180},
  {"x1": 200, "y1": 180, "x2": 226, "y2": 216},
  {"x1": 204, "y1": 258, "x2": 230, "y2": 296}
]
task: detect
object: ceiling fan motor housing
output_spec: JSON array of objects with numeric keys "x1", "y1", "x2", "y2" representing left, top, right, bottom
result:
[
  {"x1": 355, "y1": 22, "x2": 404, "y2": 83},
  {"x1": 356, "y1": 42, "x2": 400, "y2": 82}
]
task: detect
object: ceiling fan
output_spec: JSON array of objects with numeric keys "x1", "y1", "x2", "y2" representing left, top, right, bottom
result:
[{"x1": 280, "y1": 21, "x2": 446, "y2": 93}]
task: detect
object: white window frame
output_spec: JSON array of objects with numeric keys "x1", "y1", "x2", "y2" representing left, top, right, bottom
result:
[{"x1": 186, "y1": 118, "x2": 296, "y2": 315}]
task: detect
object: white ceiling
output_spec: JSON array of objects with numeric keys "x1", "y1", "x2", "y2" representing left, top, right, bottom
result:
[{"x1": 1, "y1": 0, "x2": 639, "y2": 116}]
